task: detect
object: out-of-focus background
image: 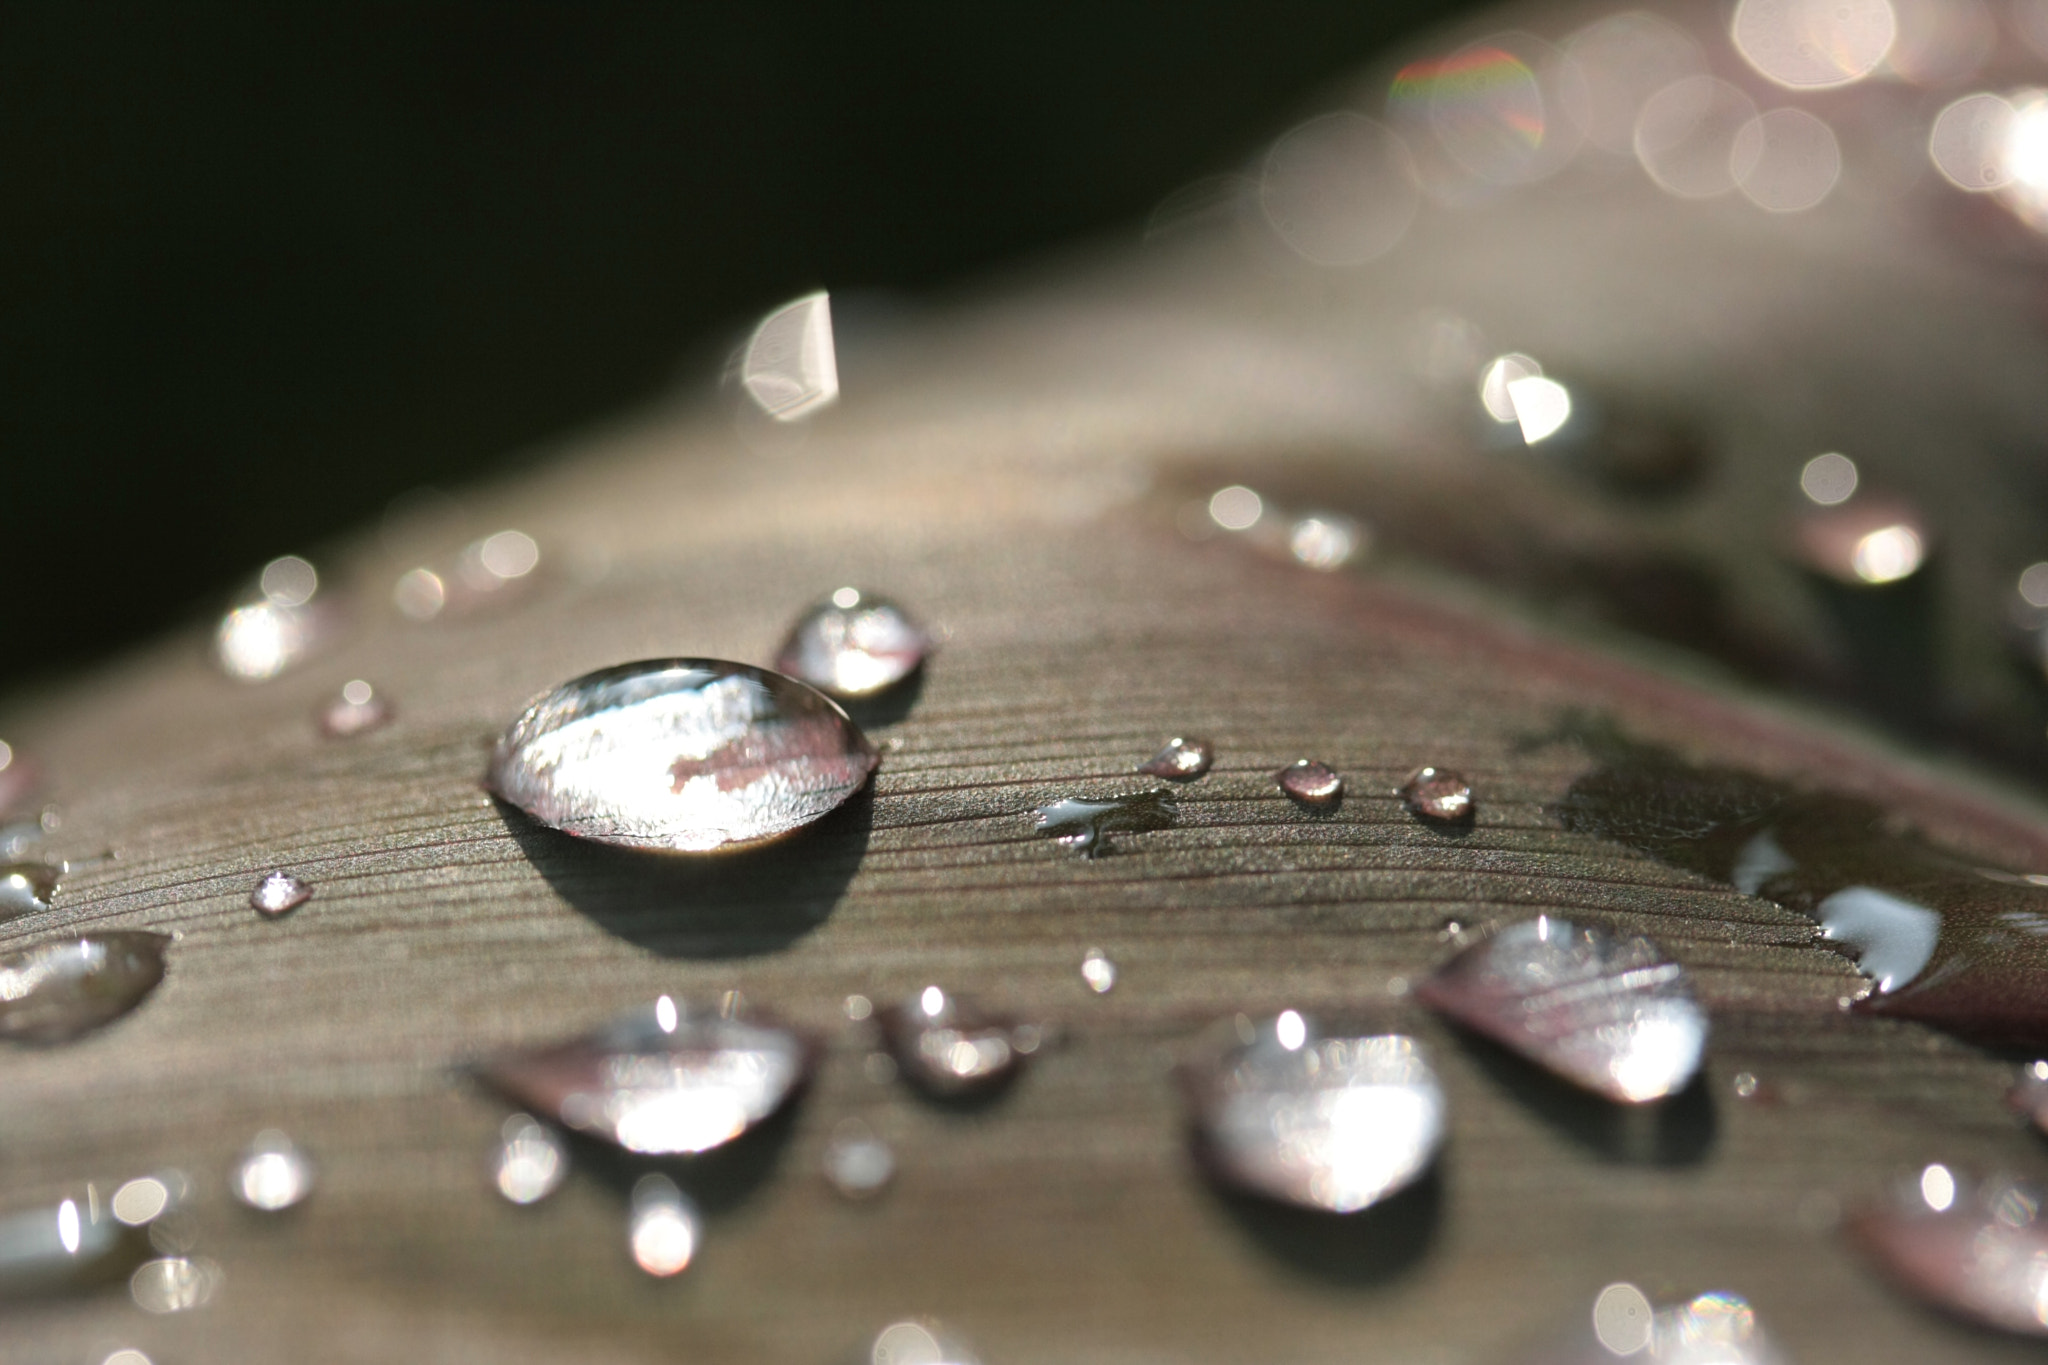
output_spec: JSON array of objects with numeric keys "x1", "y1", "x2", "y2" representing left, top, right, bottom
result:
[{"x1": 3, "y1": 3, "x2": 1483, "y2": 694}]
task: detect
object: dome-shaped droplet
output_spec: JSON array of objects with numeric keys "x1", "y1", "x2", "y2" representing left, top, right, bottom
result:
[
  {"x1": 231, "y1": 1131, "x2": 314, "y2": 1212},
  {"x1": 1138, "y1": 736, "x2": 1213, "y2": 782},
  {"x1": 1033, "y1": 790, "x2": 1176, "y2": 857},
  {"x1": 479, "y1": 997, "x2": 816, "y2": 1156},
  {"x1": 0, "y1": 932, "x2": 168, "y2": 1044},
  {"x1": 773, "y1": 589, "x2": 931, "y2": 700},
  {"x1": 318, "y1": 679, "x2": 391, "y2": 738},
  {"x1": 822, "y1": 1119, "x2": 896, "y2": 1200},
  {"x1": 628, "y1": 1173, "x2": 701, "y2": 1277},
  {"x1": 1276, "y1": 760, "x2": 1342, "y2": 808},
  {"x1": 0, "y1": 860, "x2": 59, "y2": 920},
  {"x1": 1399, "y1": 766, "x2": 1474, "y2": 826},
  {"x1": 1850, "y1": 1167, "x2": 2048, "y2": 1338},
  {"x1": 877, "y1": 987, "x2": 1024, "y2": 1097},
  {"x1": 487, "y1": 659, "x2": 878, "y2": 854},
  {"x1": 1417, "y1": 916, "x2": 1706, "y2": 1103},
  {"x1": 492, "y1": 1114, "x2": 568, "y2": 1206},
  {"x1": 249, "y1": 871, "x2": 311, "y2": 918},
  {"x1": 869, "y1": 1318, "x2": 980, "y2": 1365},
  {"x1": 1181, "y1": 1013, "x2": 1445, "y2": 1213}
]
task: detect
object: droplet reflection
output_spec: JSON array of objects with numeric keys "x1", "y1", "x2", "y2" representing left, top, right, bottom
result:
[
  {"x1": 492, "y1": 1114, "x2": 568, "y2": 1206},
  {"x1": 231, "y1": 1130, "x2": 315, "y2": 1212},
  {"x1": 822, "y1": 1119, "x2": 896, "y2": 1200},
  {"x1": 1731, "y1": 0, "x2": 1898, "y2": 90},
  {"x1": 1034, "y1": 790, "x2": 1177, "y2": 858},
  {"x1": 1731, "y1": 108, "x2": 1842, "y2": 213},
  {"x1": 1850, "y1": 1167, "x2": 2048, "y2": 1337},
  {"x1": 1399, "y1": 767, "x2": 1474, "y2": 826},
  {"x1": 249, "y1": 871, "x2": 311, "y2": 918},
  {"x1": 1080, "y1": 948, "x2": 1118, "y2": 995},
  {"x1": 1635, "y1": 77, "x2": 1759, "y2": 200},
  {"x1": 869, "y1": 1319, "x2": 979, "y2": 1365},
  {"x1": 1276, "y1": 760, "x2": 1343, "y2": 808},
  {"x1": 628, "y1": 1173, "x2": 701, "y2": 1277},
  {"x1": 878, "y1": 987, "x2": 1023, "y2": 1097},
  {"x1": 129, "y1": 1256, "x2": 222, "y2": 1314},
  {"x1": 1138, "y1": 736, "x2": 1213, "y2": 782},
  {"x1": 0, "y1": 860, "x2": 59, "y2": 920},
  {"x1": 740, "y1": 291, "x2": 838, "y2": 422},
  {"x1": 319, "y1": 679, "x2": 391, "y2": 738}
]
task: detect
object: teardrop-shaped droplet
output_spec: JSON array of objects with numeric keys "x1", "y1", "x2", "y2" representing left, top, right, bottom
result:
[
  {"x1": 479, "y1": 997, "x2": 816, "y2": 1155},
  {"x1": 231, "y1": 1131, "x2": 315, "y2": 1212},
  {"x1": 492, "y1": 1114, "x2": 568, "y2": 1206},
  {"x1": 0, "y1": 861, "x2": 59, "y2": 920},
  {"x1": 1417, "y1": 916, "x2": 1706, "y2": 1103},
  {"x1": 628, "y1": 1173, "x2": 701, "y2": 1277},
  {"x1": 877, "y1": 987, "x2": 1024, "y2": 1097},
  {"x1": 869, "y1": 1318, "x2": 980, "y2": 1365},
  {"x1": 318, "y1": 679, "x2": 392, "y2": 738},
  {"x1": 0, "y1": 1190, "x2": 147, "y2": 1294},
  {"x1": 249, "y1": 871, "x2": 311, "y2": 918},
  {"x1": 1080, "y1": 948, "x2": 1118, "y2": 994},
  {"x1": 1849, "y1": 1165, "x2": 2048, "y2": 1339},
  {"x1": 1181, "y1": 1012, "x2": 1445, "y2": 1213},
  {"x1": 822, "y1": 1118, "x2": 896, "y2": 1200},
  {"x1": 774, "y1": 589, "x2": 930, "y2": 699},
  {"x1": 1398, "y1": 766, "x2": 1474, "y2": 826},
  {"x1": 1276, "y1": 760, "x2": 1343, "y2": 808},
  {"x1": 1138, "y1": 736, "x2": 1213, "y2": 782},
  {"x1": 0, "y1": 932, "x2": 168, "y2": 1044},
  {"x1": 487, "y1": 659, "x2": 878, "y2": 854},
  {"x1": 1033, "y1": 790, "x2": 1176, "y2": 858},
  {"x1": 129, "y1": 1255, "x2": 222, "y2": 1314}
]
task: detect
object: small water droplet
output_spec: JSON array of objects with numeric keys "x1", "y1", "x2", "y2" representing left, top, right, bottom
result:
[
  {"x1": 628, "y1": 1173, "x2": 701, "y2": 1277},
  {"x1": 1079, "y1": 948, "x2": 1118, "y2": 994},
  {"x1": 1288, "y1": 515, "x2": 1365, "y2": 571},
  {"x1": 822, "y1": 1118, "x2": 896, "y2": 1200},
  {"x1": 1208, "y1": 485, "x2": 1264, "y2": 532},
  {"x1": 258, "y1": 555, "x2": 319, "y2": 607},
  {"x1": 492, "y1": 1114, "x2": 568, "y2": 1205},
  {"x1": 869, "y1": 1318, "x2": 979, "y2": 1365},
  {"x1": 395, "y1": 531, "x2": 543, "y2": 622},
  {"x1": 488, "y1": 659, "x2": 878, "y2": 854},
  {"x1": 1850, "y1": 1167, "x2": 2048, "y2": 1338},
  {"x1": 1647, "y1": 1292, "x2": 1778, "y2": 1364},
  {"x1": 249, "y1": 871, "x2": 311, "y2": 918},
  {"x1": 1419, "y1": 917, "x2": 1706, "y2": 1103},
  {"x1": 1732, "y1": 1070, "x2": 1760, "y2": 1099},
  {"x1": 232, "y1": 1131, "x2": 314, "y2": 1212},
  {"x1": 110, "y1": 1174, "x2": 184, "y2": 1228},
  {"x1": 1276, "y1": 760, "x2": 1342, "y2": 808},
  {"x1": 1398, "y1": 766, "x2": 1474, "y2": 826},
  {"x1": 1181, "y1": 1014, "x2": 1445, "y2": 1213},
  {"x1": 0, "y1": 860, "x2": 59, "y2": 919},
  {"x1": 774, "y1": 590, "x2": 930, "y2": 699},
  {"x1": 0, "y1": 932, "x2": 168, "y2": 1044},
  {"x1": 877, "y1": 987, "x2": 1023, "y2": 1097},
  {"x1": 843, "y1": 993, "x2": 873, "y2": 1021},
  {"x1": 1592, "y1": 1281, "x2": 1653, "y2": 1356},
  {"x1": 1788, "y1": 492, "x2": 1930, "y2": 586},
  {"x1": 130, "y1": 1255, "x2": 222, "y2": 1314},
  {"x1": 1138, "y1": 736, "x2": 1213, "y2": 781},
  {"x1": 214, "y1": 556, "x2": 336, "y2": 681},
  {"x1": 479, "y1": 998, "x2": 816, "y2": 1156},
  {"x1": 318, "y1": 679, "x2": 392, "y2": 738},
  {"x1": 393, "y1": 566, "x2": 448, "y2": 621},
  {"x1": 1033, "y1": 789, "x2": 1176, "y2": 858},
  {"x1": 740, "y1": 291, "x2": 838, "y2": 422}
]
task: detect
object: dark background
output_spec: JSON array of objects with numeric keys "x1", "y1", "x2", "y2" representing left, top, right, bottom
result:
[{"x1": 1, "y1": 4, "x2": 1472, "y2": 694}]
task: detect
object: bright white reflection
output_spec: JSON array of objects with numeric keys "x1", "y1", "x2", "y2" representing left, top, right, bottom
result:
[
  {"x1": 741, "y1": 291, "x2": 838, "y2": 422},
  {"x1": 493, "y1": 1114, "x2": 568, "y2": 1206},
  {"x1": 2019, "y1": 563, "x2": 2048, "y2": 608},
  {"x1": 1732, "y1": 108, "x2": 1842, "y2": 213},
  {"x1": 1275, "y1": 1009, "x2": 1307, "y2": 1051},
  {"x1": 919, "y1": 985, "x2": 946, "y2": 1018},
  {"x1": 1259, "y1": 113, "x2": 1419, "y2": 266},
  {"x1": 102, "y1": 1352, "x2": 153, "y2": 1365},
  {"x1": 1999, "y1": 91, "x2": 2048, "y2": 229},
  {"x1": 1921, "y1": 1162, "x2": 1958, "y2": 1211},
  {"x1": 1800, "y1": 452, "x2": 1859, "y2": 505},
  {"x1": 476, "y1": 529, "x2": 540, "y2": 580},
  {"x1": 1885, "y1": 0, "x2": 1994, "y2": 86},
  {"x1": 1480, "y1": 353, "x2": 1542, "y2": 422},
  {"x1": 110, "y1": 1178, "x2": 171, "y2": 1227},
  {"x1": 1208, "y1": 485, "x2": 1264, "y2": 531},
  {"x1": 1507, "y1": 375, "x2": 1573, "y2": 443},
  {"x1": 655, "y1": 993, "x2": 678, "y2": 1034},
  {"x1": 871, "y1": 1320, "x2": 979, "y2": 1365},
  {"x1": 258, "y1": 555, "x2": 318, "y2": 607},
  {"x1": 1930, "y1": 93, "x2": 2018, "y2": 191},
  {"x1": 56, "y1": 1199, "x2": 80, "y2": 1255},
  {"x1": 1564, "y1": 12, "x2": 1705, "y2": 155},
  {"x1": 232, "y1": 1131, "x2": 314, "y2": 1212},
  {"x1": 1635, "y1": 77, "x2": 1759, "y2": 199},
  {"x1": 1732, "y1": 0, "x2": 1897, "y2": 90},
  {"x1": 628, "y1": 1173, "x2": 700, "y2": 1277},
  {"x1": 1593, "y1": 1281, "x2": 1654, "y2": 1356},
  {"x1": 214, "y1": 602, "x2": 311, "y2": 681},
  {"x1": 1851, "y1": 524, "x2": 1926, "y2": 584},
  {"x1": 129, "y1": 1256, "x2": 222, "y2": 1314},
  {"x1": 1288, "y1": 515, "x2": 1362, "y2": 571},
  {"x1": 1080, "y1": 948, "x2": 1117, "y2": 994},
  {"x1": 1818, "y1": 885, "x2": 1940, "y2": 990}
]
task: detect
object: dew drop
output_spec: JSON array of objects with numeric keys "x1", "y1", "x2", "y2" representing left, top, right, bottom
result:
[
  {"x1": 1181, "y1": 1014, "x2": 1445, "y2": 1213},
  {"x1": 1080, "y1": 948, "x2": 1118, "y2": 994},
  {"x1": 1033, "y1": 789, "x2": 1176, "y2": 858},
  {"x1": 249, "y1": 871, "x2": 311, "y2": 918},
  {"x1": 877, "y1": 987, "x2": 1024, "y2": 1097},
  {"x1": 479, "y1": 998, "x2": 815, "y2": 1156},
  {"x1": 1398, "y1": 766, "x2": 1474, "y2": 826},
  {"x1": 1417, "y1": 916, "x2": 1707, "y2": 1103},
  {"x1": 1732, "y1": 1070, "x2": 1761, "y2": 1099},
  {"x1": 843, "y1": 993, "x2": 874, "y2": 1022},
  {"x1": 258, "y1": 555, "x2": 318, "y2": 607},
  {"x1": 1138, "y1": 736, "x2": 1213, "y2": 782},
  {"x1": 231, "y1": 1130, "x2": 314, "y2": 1212},
  {"x1": 1276, "y1": 760, "x2": 1343, "y2": 808},
  {"x1": 822, "y1": 1119, "x2": 896, "y2": 1200},
  {"x1": 492, "y1": 1113, "x2": 568, "y2": 1206},
  {"x1": 393, "y1": 566, "x2": 448, "y2": 621},
  {"x1": 129, "y1": 1255, "x2": 222, "y2": 1314},
  {"x1": 869, "y1": 1318, "x2": 980, "y2": 1365},
  {"x1": 1849, "y1": 1167, "x2": 2048, "y2": 1338},
  {"x1": 0, "y1": 860, "x2": 59, "y2": 920},
  {"x1": 628, "y1": 1173, "x2": 701, "y2": 1277},
  {"x1": 0, "y1": 932, "x2": 167, "y2": 1044},
  {"x1": 773, "y1": 589, "x2": 931, "y2": 699},
  {"x1": 487, "y1": 659, "x2": 878, "y2": 854},
  {"x1": 1288, "y1": 515, "x2": 1365, "y2": 571},
  {"x1": 319, "y1": 679, "x2": 392, "y2": 738}
]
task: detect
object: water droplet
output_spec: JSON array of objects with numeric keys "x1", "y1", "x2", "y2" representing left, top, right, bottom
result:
[
  {"x1": 773, "y1": 590, "x2": 930, "y2": 699},
  {"x1": 1593, "y1": 1282, "x2": 1654, "y2": 1356},
  {"x1": 395, "y1": 531, "x2": 543, "y2": 622},
  {"x1": 319, "y1": 679, "x2": 392, "y2": 738},
  {"x1": 1789, "y1": 493, "x2": 1930, "y2": 586},
  {"x1": 214, "y1": 555, "x2": 336, "y2": 681},
  {"x1": 1080, "y1": 948, "x2": 1118, "y2": 994},
  {"x1": 109, "y1": 1174, "x2": 183, "y2": 1228},
  {"x1": 0, "y1": 932, "x2": 168, "y2": 1044},
  {"x1": 1849, "y1": 1167, "x2": 2048, "y2": 1338},
  {"x1": 869, "y1": 1318, "x2": 980, "y2": 1365},
  {"x1": 1182, "y1": 1014, "x2": 1445, "y2": 1213},
  {"x1": 488, "y1": 659, "x2": 878, "y2": 854},
  {"x1": 1398, "y1": 767, "x2": 1473, "y2": 826},
  {"x1": 249, "y1": 871, "x2": 311, "y2": 918},
  {"x1": 1731, "y1": 0, "x2": 1896, "y2": 89},
  {"x1": 628, "y1": 1173, "x2": 701, "y2": 1277},
  {"x1": 878, "y1": 987, "x2": 1023, "y2": 1097},
  {"x1": 393, "y1": 566, "x2": 448, "y2": 621},
  {"x1": 1207, "y1": 485, "x2": 1264, "y2": 532},
  {"x1": 1033, "y1": 789, "x2": 1176, "y2": 858},
  {"x1": 479, "y1": 998, "x2": 816, "y2": 1156},
  {"x1": 0, "y1": 1191, "x2": 144, "y2": 1293},
  {"x1": 232, "y1": 1130, "x2": 314, "y2": 1212},
  {"x1": 1287, "y1": 515, "x2": 1365, "y2": 571},
  {"x1": 492, "y1": 1114, "x2": 568, "y2": 1206},
  {"x1": 740, "y1": 291, "x2": 838, "y2": 421},
  {"x1": 258, "y1": 555, "x2": 319, "y2": 607},
  {"x1": 1732, "y1": 1071, "x2": 1761, "y2": 1099},
  {"x1": 843, "y1": 993, "x2": 873, "y2": 1022},
  {"x1": 1648, "y1": 1292, "x2": 1778, "y2": 1363},
  {"x1": 103, "y1": 1351, "x2": 153, "y2": 1365},
  {"x1": 1138, "y1": 736, "x2": 1212, "y2": 782},
  {"x1": 822, "y1": 1119, "x2": 896, "y2": 1200},
  {"x1": 1276, "y1": 760, "x2": 1342, "y2": 808},
  {"x1": 129, "y1": 1255, "x2": 222, "y2": 1314},
  {"x1": 1418, "y1": 916, "x2": 1707, "y2": 1103},
  {"x1": 0, "y1": 860, "x2": 59, "y2": 919}
]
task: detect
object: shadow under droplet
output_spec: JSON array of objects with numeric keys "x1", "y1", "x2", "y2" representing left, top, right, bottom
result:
[
  {"x1": 1201, "y1": 1155, "x2": 1443, "y2": 1288},
  {"x1": 569, "y1": 1094, "x2": 805, "y2": 1216},
  {"x1": 495, "y1": 787, "x2": 872, "y2": 959},
  {"x1": 839, "y1": 668, "x2": 926, "y2": 731},
  {"x1": 1452, "y1": 1028, "x2": 1717, "y2": 1167}
]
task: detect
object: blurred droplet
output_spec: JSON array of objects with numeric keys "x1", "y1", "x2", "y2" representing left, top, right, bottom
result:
[
  {"x1": 1034, "y1": 790, "x2": 1176, "y2": 858},
  {"x1": 1790, "y1": 494, "x2": 1930, "y2": 585},
  {"x1": 1138, "y1": 736, "x2": 1213, "y2": 782},
  {"x1": 1399, "y1": 767, "x2": 1474, "y2": 826},
  {"x1": 319, "y1": 679, "x2": 391, "y2": 738},
  {"x1": 480, "y1": 998, "x2": 815, "y2": 1156},
  {"x1": 1593, "y1": 1281, "x2": 1654, "y2": 1356},
  {"x1": 492, "y1": 1114, "x2": 568, "y2": 1206},
  {"x1": 232, "y1": 1131, "x2": 314, "y2": 1212},
  {"x1": 257, "y1": 555, "x2": 318, "y2": 608},
  {"x1": 0, "y1": 740, "x2": 34, "y2": 822},
  {"x1": 1207, "y1": 484, "x2": 1264, "y2": 531},
  {"x1": 1395, "y1": 36, "x2": 1585, "y2": 188},
  {"x1": 878, "y1": 987, "x2": 1023, "y2": 1097},
  {"x1": 1732, "y1": 108, "x2": 1842, "y2": 213},
  {"x1": 0, "y1": 1192, "x2": 139, "y2": 1293},
  {"x1": 129, "y1": 1256, "x2": 221, "y2": 1314},
  {"x1": 103, "y1": 1351, "x2": 152, "y2": 1365},
  {"x1": 1417, "y1": 916, "x2": 1707, "y2": 1103},
  {"x1": 1276, "y1": 760, "x2": 1343, "y2": 808},
  {"x1": 1886, "y1": 0, "x2": 1994, "y2": 85},
  {"x1": 1800, "y1": 451, "x2": 1859, "y2": 505},
  {"x1": 1732, "y1": 1070, "x2": 1761, "y2": 1099},
  {"x1": 249, "y1": 870, "x2": 310, "y2": 918},
  {"x1": 214, "y1": 602, "x2": 319, "y2": 682},
  {"x1": 488, "y1": 659, "x2": 878, "y2": 854},
  {"x1": 1564, "y1": 12, "x2": 1705, "y2": 154},
  {"x1": 1479, "y1": 352, "x2": 1542, "y2": 423},
  {"x1": 1507, "y1": 374, "x2": 1574, "y2": 443},
  {"x1": 1650, "y1": 1292, "x2": 1779, "y2": 1363},
  {"x1": 2008, "y1": 1060, "x2": 2048, "y2": 1134},
  {"x1": 1996, "y1": 90, "x2": 2048, "y2": 230},
  {"x1": 1942, "y1": 92, "x2": 2035, "y2": 191},
  {"x1": 628, "y1": 1173, "x2": 701, "y2": 1277},
  {"x1": 393, "y1": 566, "x2": 448, "y2": 621},
  {"x1": 843, "y1": 993, "x2": 873, "y2": 1022},
  {"x1": 0, "y1": 860, "x2": 58, "y2": 920},
  {"x1": 741, "y1": 291, "x2": 838, "y2": 422},
  {"x1": 1288, "y1": 515, "x2": 1364, "y2": 570},
  {"x1": 0, "y1": 932, "x2": 168, "y2": 1044},
  {"x1": 774, "y1": 589, "x2": 931, "y2": 700},
  {"x1": 1080, "y1": 948, "x2": 1118, "y2": 994},
  {"x1": 822, "y1": 1119, "x2": 896, "y2": 1200},
  {"x1": 870, "y1": 1319, "x2": 979, "y2": 1365},
  {"x1": 109, "y1": 1175, "x2": 180, "y2": 1228},
  {"x1": 1732, "y1": 0, "x2": 1898, "y2": 89},
  {"x1": 474, "y1": 529, "x2": 540, "y2": 582},
  {"x1": 1182, "y1": 1014, "x2": 1445, "y2": 1213},
  {"x1": 1635, "y1": 77, "x2": 1760, "y2": 199},
  {"x1": 1850, "y1": 1167, "x2": 2048, "y2": 1337},
  {"x1": 1259, "y1": 113, "x2": 1419, "y2": 266}
]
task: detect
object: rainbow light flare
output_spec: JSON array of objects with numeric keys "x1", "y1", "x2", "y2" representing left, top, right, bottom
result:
[{"x1": 1390, "y1": 47, "x2": 1545, "y2": 149}]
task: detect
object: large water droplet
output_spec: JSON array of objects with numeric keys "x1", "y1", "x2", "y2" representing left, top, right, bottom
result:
[
  {"x1": 1417, "y1": 916, "x2": 1707, "y2": 1103},
  {"x1": 0, "y1": 932, "x2": 167, "y2": 1044},
  {"x1": 319, "y1": 679, "x2": 392, "y2": 738},
  {"x1": 1138, "y1": 736, "x2": 1213, "y2": 782},
  {"x1": 1033, "y1": 789, "x2": 1176, "y2": 858},
  {"x1": 773, "y1": 589, "x2": 930, "y2": 699},
  {"x1": 479, "y1": 997, "x2": 815, "y2": 1156},
  {"x1": 878, "y1": 987, "x2": 1023, "y2": 1097},
  {"x1": 822, "y1": 1119, "x2": 896, "y2": 1200},
  {"x1": 628, "y1": 1173, "x2": 701, "y2": 1277},
  {"x1": 129, "y1": 1255, "x2": 222, "y2": 1314},
  {"x1": 1276, "y1": 760, "x2": 1343, "y2": 808},
  {"x1": 1399, "y1": 766, "x2": 1474, "y2": 826},
  {"x1": 869, "y1": 1319, "x2": 980, "y2": 1365},
  {"x1": 0, "y1": 1190, "x2": 145, "y2": 1294},
  {"x1": 231, "y1": 1131, "x2": 314, "y2": 1212},
  {"x1": 0, "y1": 861, "x2": 59, "y2": 920},
  {"x1": 492, "y1": 1114, "x2": 568, "y2": 1205},
  {"x1": 1849, "y1": 1166, "x2": 2048, "y2": 1338},
  {"x1": 1181, "y1": 1014, "x2": 1445, "y2": 1213},
  {"x1": 249, "y1": 871, "x2": 311, "y2": 918},
  {"x1": 488, "y1": 659, "x2": 878, "y2": 854}
]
